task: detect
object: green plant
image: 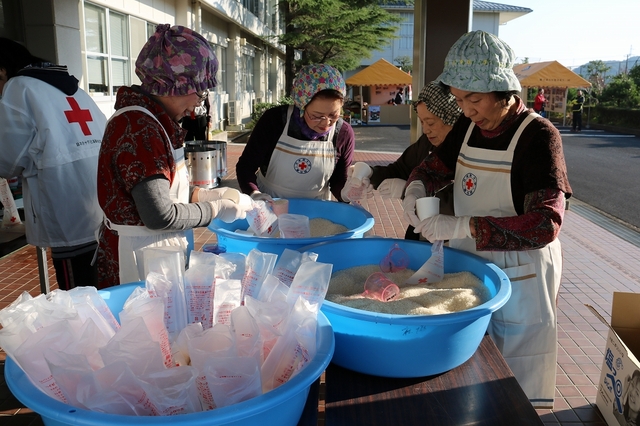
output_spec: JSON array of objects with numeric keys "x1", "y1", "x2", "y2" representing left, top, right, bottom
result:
[{"x1": 247, "y1": 96, "x2": 294, "y2": 129}]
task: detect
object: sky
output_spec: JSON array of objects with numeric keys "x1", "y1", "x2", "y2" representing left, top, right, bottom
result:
[{"x1": 496, "y1": 0, "x2": 640, "y2": 69}]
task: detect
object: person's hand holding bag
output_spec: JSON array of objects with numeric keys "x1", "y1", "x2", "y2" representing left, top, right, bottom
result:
[
  {"x1": 414, "y1": 214, "x2": 473, "y2": 243},
  {"x1": 209, "y1": 199, "x2": 251, "y2": 223},
  {"x1": 378, "y1": 178, "x2": 406, "y2": 199},
  {"x1": 402, "y1": 180, "x2": 426, "y2": 227}
]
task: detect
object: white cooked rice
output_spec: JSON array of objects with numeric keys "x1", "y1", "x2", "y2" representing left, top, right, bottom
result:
[
  {"x1": 326, "y1": 265, "x2": 490, "y2": 315},
  {"x1": 274, "y1": 217, "x2": 348, "y2": 238}
]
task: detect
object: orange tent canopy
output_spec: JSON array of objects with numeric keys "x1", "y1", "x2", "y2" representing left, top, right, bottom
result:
[
  {"x1": 513, "y1": 61, "x2": 591, "y2": 88},
  {"x1": 345, "y1": 58, "x2": 412, "y2": 86}
]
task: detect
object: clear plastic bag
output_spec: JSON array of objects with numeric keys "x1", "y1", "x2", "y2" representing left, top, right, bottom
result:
[{"x1": 278, "y1": 214, "x2": 310, "y2": 239}]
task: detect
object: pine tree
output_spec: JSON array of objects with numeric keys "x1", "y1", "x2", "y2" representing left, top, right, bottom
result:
[{"x1": 276, "y1": 0, "x2": 405, "y2": 91}]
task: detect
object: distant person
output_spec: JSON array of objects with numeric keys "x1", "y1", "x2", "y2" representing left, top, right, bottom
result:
[
  {"x1": 0, "y1": 37, "x2": 107, "y2": 290},
  {"x1": 533, "y1": 88, "x2": 546, "y2": 117},
  {"x1": 181, "y1": 95, "x2": 211, "y2": 141},
  {"x1": 572, "y1": 90, "x2": 585, "y2": 132},
  {"x1": 394, "y1": 88, "x2": 404, "y2": 105}
]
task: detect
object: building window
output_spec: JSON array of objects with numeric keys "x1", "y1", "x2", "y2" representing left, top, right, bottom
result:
[
  {"x1": 217, "y1": 45, "x2": 227, "y2": 93},
  {"x1": 84, "y1": 2, "x2": 155, "y2": 97},
  {"x1": 397, "y1": 12, "x2": 413, "y2": 50},
  {"x1": 243, "y1": 54, "x2": 254, "y2": 92}
]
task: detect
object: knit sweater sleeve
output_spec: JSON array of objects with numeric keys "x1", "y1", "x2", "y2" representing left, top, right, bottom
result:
[
  {"x1": 475, "y1": 188, "x2": 565, "y2": 251},
  {"x1": 330, "y1": 120, "x2": 355, "y2": 201},
  {"x1": 132, "y1": 176, "x2": 215, "y2": 230}
]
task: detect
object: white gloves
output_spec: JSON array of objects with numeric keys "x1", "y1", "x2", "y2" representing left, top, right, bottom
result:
[
  {"x1": 250, "y1": 191, "x2": 273, "y2": 202},
  {"x1": 378, "y1": 178, "x2": 406, "y2": 199},
  {"x1": 209, "y1": 199, "x2": 251, "y2": 223},
  {"x1": 413, "y1": 214, "x2": 473, "y2": 243},
  {"x1": 194, "y1": 187, "x2": 227, "y2": 202},
  {"x1": 341, "y1": 177, "x2": 373, "y2": 202},
  {"x1": 402, "y1": 180, "x2": 426, "y2": 227}
]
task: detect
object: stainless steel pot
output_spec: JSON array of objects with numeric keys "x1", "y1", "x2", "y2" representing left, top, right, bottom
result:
[{"x1": 185, "y1": 141, "x2": 219, "y2": 188}]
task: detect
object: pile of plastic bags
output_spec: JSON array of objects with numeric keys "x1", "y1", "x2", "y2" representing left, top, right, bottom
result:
[{"x1": 0, "y1": 246, "x2": 332, "y2": 416}]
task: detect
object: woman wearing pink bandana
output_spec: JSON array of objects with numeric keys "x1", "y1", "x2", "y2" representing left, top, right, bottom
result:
[
  {"x1": 96, "y1": 24, "x2": 251, "y2": 289},
  {"x1": 236, "y1": 64, "x2": 355, "y2": 202}
]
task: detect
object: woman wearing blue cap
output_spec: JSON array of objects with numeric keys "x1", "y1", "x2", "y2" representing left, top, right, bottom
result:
[
  {"x1": 402, "y1": 30, "x2": 572, "y2": 409},
  {"x1": 236, "y1": 64, "x2": 355, "y2": 201}
]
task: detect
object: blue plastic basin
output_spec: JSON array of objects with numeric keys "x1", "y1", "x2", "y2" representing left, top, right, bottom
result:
[
  {"x1": 300, "y1": 237, "x2": 511, "y2": 378},
  {"x1": 207, "y1": 198, "x2": 374, "y2": 256},
  {"x1": 5, "y1": 282, "x2": 335, "y2": 426}
]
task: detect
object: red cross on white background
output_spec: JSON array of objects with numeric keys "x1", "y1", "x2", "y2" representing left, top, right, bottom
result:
[
  {"x1": 465, "y1": 178, "x2": 474, "y2": 191},
  {"x1": 64, "y1": 97, "x2": 93, "y2": 136}
]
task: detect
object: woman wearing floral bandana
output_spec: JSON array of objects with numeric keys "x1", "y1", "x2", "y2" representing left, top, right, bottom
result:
[
  {"x1": 236, "y1": 64, "x2": 355, "y2": 202},
  {"x1": 96, "y1": 25, "x2": 252, "y2": 289},
  {"x1": 403, "y1": 31, "x2": 572, "y2": 409}
]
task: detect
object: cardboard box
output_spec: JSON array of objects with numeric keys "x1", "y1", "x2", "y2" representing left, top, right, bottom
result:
[{"x1": 586, "y1": 292, "x2": 640, "y2": 426}]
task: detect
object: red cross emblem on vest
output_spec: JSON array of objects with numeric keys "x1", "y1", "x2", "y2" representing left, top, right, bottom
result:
[{"x1": 64, "y1": 97, "x2": 93, "y2": 136}]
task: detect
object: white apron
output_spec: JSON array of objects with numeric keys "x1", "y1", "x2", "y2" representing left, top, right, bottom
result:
[
  {"x1": 257, "y1": 106, "x2": 336, "y2": 200},
  {"x1": 103, "y1": 106, "x2": 192, "y2": 284},
  {"x1": 451, "y1": 113, "x2": 561, "y2": 409}
]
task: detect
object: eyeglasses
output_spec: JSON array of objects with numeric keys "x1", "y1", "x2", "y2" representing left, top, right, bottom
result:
[
  {"x1": 305, "y1": 110, "x2": 341, "y2": 123},
  {"x1": 196, "y1": 90, "x2": 209, "y2": 103}
]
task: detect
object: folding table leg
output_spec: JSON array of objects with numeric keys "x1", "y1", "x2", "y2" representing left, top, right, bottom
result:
[{"x1": 36, "y1": 246, "x2": 50, "y2": 294}]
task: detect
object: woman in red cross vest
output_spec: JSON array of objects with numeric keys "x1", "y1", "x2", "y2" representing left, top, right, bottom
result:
[{"x1": 0, "y1": 37, "x2": 107, "y2": 290}]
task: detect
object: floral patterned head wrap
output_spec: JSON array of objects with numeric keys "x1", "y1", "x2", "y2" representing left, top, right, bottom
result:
[
  {"x1": 292, "y1": 64, "x2": 346, "y2": 114},
  {"x1": 436, "y1": 30, "x2": 521, "y2": 93},
  {"x1": 413, "y1": 81, "x2": 462, "y2": 127},
  {"x1": 135, "y1": 24, "x2": 218, "y2": 96}
]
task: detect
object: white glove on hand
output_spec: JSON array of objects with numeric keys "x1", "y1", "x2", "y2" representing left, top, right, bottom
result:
[
  {"x1": 402, "y1": 180, "x2": 426, "y2": 227},
  {"x1": 195, "y1": 187, "x2": 227, "y2": 202},
  {"x1": 210, "y1": 199, "x2": 251, "y2": 223},
  {"x1": 250, "y1": 191, "x2": 273, "y2": 202},
  {"x1": 378, "y1": 178, "x2": 406, "y2": 199},
  {"x1": 413, "y1": 215, "x2": 472, "y2": 243},
  {"x1": 341, "y1": 176, "x2": 374, "y2": 203}
]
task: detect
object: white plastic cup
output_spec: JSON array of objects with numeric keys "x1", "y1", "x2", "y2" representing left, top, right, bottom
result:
[
  {"x1": 416, "y1": 197, "x2": 440, "y2": 221},
  {"x1": 223, "y1": 188, "x2": 253, "y2": 208},
  {"x1": 352, "y1": 162, "x2": 372, "y2": 180},
  {"x1": 363, "y1": 272, "x2": 400, "y2": 302}
]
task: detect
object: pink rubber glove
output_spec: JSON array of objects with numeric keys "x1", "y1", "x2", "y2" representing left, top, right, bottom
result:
[{"x1": 413, "y1": 214, "x2": 472, "y2": 243}]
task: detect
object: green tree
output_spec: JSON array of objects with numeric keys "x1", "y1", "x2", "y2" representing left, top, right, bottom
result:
[
  {"x1": 599, "y1": 74, "x2": 640, "y2": 108},
  {"x1": 394, "y1": 55, "x2": 413, "y2": 74},
  {"x1": 277, "y1": 0, "x2": 403, "y2": 93},
  {"x1": 581, "y1": 60, "x2": 611, "y2": 98},
  {"x1": 628, "y1": 63, "x2": 640, "y2": 88}
]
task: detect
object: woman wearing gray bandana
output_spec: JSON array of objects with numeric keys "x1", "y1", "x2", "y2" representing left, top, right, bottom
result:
[
  {"x1": 403, "y1": 30, "x2": 572, "y2": 409},
  {"x1": 344, "y1": 81, "x2": 462, "y2": 239}
]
